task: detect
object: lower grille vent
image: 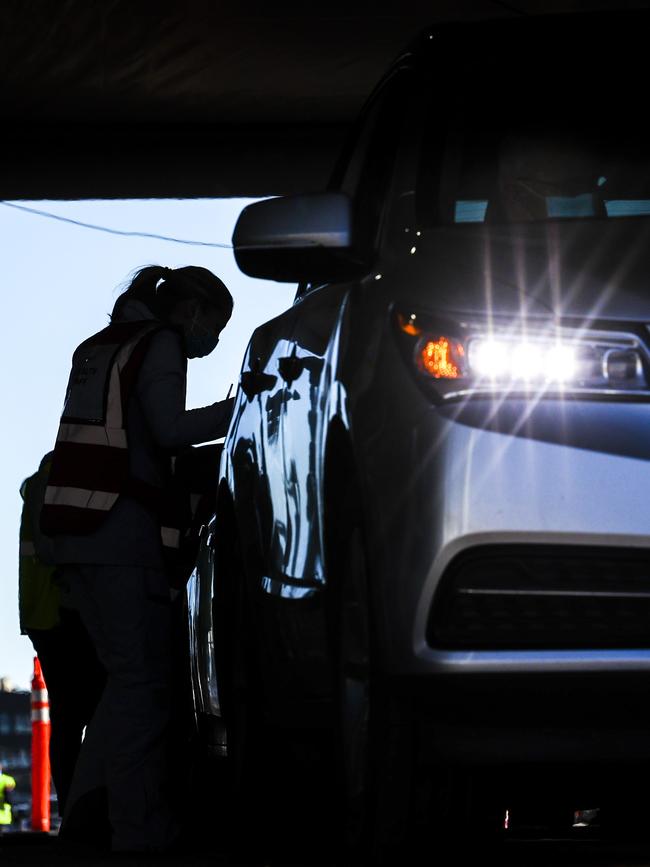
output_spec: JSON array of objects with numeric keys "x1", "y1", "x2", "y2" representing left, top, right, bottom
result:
[{"x1": 429, "y1": 545, "x2": 650, "y2": 650}]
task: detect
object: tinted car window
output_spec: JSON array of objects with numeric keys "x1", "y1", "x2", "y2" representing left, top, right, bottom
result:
[{"x1": 418, "y1": 30, "x2": 650, "y2": 226}]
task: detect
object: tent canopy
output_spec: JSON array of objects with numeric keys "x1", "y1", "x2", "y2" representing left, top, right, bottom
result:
[{"x1": 1, "y1": 0, "x2": 645, "y2": 198}]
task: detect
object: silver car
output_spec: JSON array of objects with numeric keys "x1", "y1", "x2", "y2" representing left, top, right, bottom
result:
[{"x1": 187, "y1": 10, "x2": 650, "y2": 858}]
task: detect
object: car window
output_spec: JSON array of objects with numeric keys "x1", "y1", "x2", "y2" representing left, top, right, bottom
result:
[
  {"x1": 418, "y1": 40, "x2": 650, "y2": 226},
  {"x1": 431, "y1": 125, "x2": 650, "y2": 225}
]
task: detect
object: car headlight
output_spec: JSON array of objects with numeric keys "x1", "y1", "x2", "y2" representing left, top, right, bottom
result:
[{"x1": 394, "y1": 309, "x2": 649, "y2": 401}]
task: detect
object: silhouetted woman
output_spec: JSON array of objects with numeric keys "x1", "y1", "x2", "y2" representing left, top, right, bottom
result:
[{"x1": 42, "y1": 265, "x2": 234, "y2": 853}]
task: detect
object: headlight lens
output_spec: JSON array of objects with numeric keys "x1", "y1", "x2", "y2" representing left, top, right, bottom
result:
[{"x1": 395, "y1": 310, "x2": 649, "y2": 400}]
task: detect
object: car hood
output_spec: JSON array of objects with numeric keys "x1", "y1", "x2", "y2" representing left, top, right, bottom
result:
[{"x1": 394, "y1": 220, "x2": 650, "y2": 324}]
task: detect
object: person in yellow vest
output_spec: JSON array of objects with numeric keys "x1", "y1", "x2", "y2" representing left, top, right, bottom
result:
[
  {"x1": 42, "y1": 265, "x2": 234, "y2": 854},
  {"x1": 0, "y1": 765, "x2": 16, "y2": 832},
  {"x1": 19, "y1": 453, "x2": 106, "y2": 818}
]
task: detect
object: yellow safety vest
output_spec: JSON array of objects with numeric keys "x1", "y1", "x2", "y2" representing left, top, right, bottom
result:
[
  {"x1": 19, "y1": 461, "x2": 60, "y2": 633},
  {"x1": 0, "y1": 773, "x2": 16, "y2": 825}
]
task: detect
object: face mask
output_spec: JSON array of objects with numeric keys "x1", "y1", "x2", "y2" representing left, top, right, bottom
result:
[{"x1": 183, "y1": 311, "x2": 220, "y2": 358}]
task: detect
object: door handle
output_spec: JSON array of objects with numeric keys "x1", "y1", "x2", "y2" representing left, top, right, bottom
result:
[
  {"x1": 278, "y1": 354, "x2": 305, "y2": 385},
  {"x1": 240, "y1": 370, "x2": 278, "y2": 399}
]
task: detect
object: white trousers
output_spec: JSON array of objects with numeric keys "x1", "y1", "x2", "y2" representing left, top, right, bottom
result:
[{"x1": 62, "y1": 564, "x2": 178, "y2": 852}]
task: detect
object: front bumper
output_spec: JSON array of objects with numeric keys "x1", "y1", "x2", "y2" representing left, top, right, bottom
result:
[{"x1": 369, "y1": 398, "x2": 650, "y2": 678}]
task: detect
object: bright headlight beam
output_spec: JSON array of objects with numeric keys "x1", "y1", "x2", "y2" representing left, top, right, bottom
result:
[
  {"x1": 468, "y1": 337, "x2": 578, "y2": 382},
  {"x1": 468, "y1": 339, "x2": 509, "y2": 378}
]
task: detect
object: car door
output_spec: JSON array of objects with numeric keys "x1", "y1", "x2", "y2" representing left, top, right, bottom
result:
[
  {"x1": 275, "y1": 283, "x2": 346, "y2": 597},
  {"x1": 278, "y1": 68, "x2": 414, "y2": 599},
  {"x1": 232, "y1": 309, "x2": 299, "y2": 588}
]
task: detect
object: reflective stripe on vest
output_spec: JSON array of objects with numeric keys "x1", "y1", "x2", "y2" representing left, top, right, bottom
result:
[
  {"x1": 41, "y1": 321, "x2": 182, "y2": 548},
  {"x1": 44, "y1": 485, "x2": 118, "y2": 512}
]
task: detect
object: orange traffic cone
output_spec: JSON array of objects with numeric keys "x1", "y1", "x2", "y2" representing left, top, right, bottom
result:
[{"x1": 31, "y1": 656, "x2": 51, "y2": 832}]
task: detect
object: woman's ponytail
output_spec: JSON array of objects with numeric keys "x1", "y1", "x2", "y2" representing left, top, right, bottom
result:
[{"x1": 111, "y1": 265, "x2": 170, "y2": 320}]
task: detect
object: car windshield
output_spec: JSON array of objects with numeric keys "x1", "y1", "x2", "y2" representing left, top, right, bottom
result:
[{"x1": 421, "y1": 35, "x2": 650, "y2": 226}]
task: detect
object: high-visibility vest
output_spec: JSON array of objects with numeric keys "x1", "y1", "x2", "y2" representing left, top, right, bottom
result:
[
  {"x1": 41, "y1": 320, "x2": 183, "y2": 552},
  {"x1": 0, "y1": 773, "x2": 16, "y2": 825},
  {"x1": 19, "y1": 459, "x2": 60, "y2": 633}
]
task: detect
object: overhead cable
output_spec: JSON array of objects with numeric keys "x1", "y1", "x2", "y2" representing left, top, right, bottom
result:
[{"x1": 0, "y1": 200, "x2": 233, "y2": 249}]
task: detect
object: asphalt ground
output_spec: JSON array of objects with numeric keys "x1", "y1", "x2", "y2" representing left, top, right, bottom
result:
[
  {"x1": 5, "y1": 831, "x2": 650, "y2": 867},
  {"x1": 3, "y1": 746, "x2": 648, "y2": 865}
]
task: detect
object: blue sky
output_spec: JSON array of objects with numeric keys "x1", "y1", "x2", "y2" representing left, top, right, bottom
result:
[{"x1": 0, "y1": 198, "x2": 296, "y2": 691}]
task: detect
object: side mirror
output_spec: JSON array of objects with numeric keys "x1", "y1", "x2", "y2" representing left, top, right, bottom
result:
[{"x1": 232, "y1": 192, "x2": 362, "y2": 283}]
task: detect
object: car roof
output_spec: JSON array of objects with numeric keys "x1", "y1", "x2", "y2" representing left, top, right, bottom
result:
[
  {"x1": 417, "y1": 8, "x2": 650, "y2": 46},
  {"x1": 388, "y1": 9, "x2": 650, "y2": 93}
]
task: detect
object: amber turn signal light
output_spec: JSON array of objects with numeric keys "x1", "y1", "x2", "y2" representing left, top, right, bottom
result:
[{"x1": 417, "y1": 337, "x2": 465, "y2": 379}]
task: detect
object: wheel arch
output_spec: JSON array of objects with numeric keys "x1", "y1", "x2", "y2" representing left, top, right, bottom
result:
[{"x1": 322, "y1": 414, "x2": 391, "y2": 665}]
